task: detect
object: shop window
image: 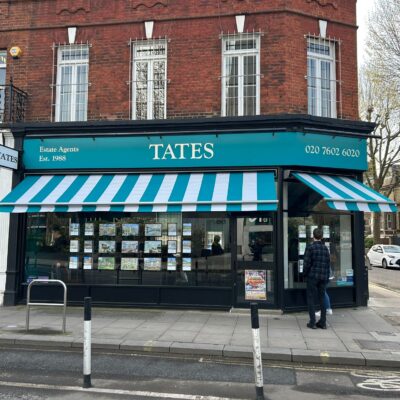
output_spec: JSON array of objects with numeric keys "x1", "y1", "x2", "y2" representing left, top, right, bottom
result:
[
  {"x1": 284, "y1": 180, "x2": 353, "y2": 289},
  {"x1": 54, "y1": 44, "x2": 89, "y2": 122},
  {"x1": 0, "y1": 50, "x2": 6, "y2": 122},
  {"x1": 24, "y1": 213, "x2": 231, "y2": 288},
  {"x1": 131, "y1": 40, "x2": 167, "y2": 120},
  {"x1": 386, "y1": 213, "x2": 393, "y2": 230},
  {"x1": 221, "y1": 33, "x2": 260, "y2": 117},
  {"x1": 307, "y1": 37, "x2": 337, "y2": 118}
]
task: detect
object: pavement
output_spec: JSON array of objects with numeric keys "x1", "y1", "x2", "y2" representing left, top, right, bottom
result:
[{"x1": 0, "y1": 284, "x2": 399, "y2": 368}]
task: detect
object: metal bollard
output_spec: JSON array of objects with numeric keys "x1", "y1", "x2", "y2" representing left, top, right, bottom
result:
[
  {"x1": 83, "y1": 297, "x2": 92, "y2": 388},
  {"x1": 251, "y1": 303, "x2": 264, "y2": 400}
]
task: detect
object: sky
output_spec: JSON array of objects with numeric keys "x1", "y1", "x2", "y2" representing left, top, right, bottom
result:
[{"x1": 357, "y1": 0, "x2": 376, "y2": 66}]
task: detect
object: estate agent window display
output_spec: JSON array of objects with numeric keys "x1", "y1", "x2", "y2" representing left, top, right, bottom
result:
[
  {"x1": 24, "y1": 212, "x2": 232, "y2": 289},
  {"x1": 284, "y1": 180, "x2": 354, "y2": 290}
]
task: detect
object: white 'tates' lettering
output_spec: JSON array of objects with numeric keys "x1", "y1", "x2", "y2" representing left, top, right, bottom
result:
[{"x1": 149, "y1": 142, "x2": 215, "y2": 161}]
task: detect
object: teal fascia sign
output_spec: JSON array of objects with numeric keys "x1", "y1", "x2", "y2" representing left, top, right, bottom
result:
[{"x1": 23, "y1": 131, "x2": 367, "y2": 171}]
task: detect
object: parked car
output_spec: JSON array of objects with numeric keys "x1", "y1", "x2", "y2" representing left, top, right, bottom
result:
[{"x1": 367, "y1": 245, "x2": 400, "y2": 269}]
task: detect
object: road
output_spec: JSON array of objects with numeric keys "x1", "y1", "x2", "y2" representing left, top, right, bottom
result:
[
  {"x1": 368, "y1": 266, "x2": 400, "y2": 292},
  {"x1": 0, "y1": 347, "x2": 400, "y2": 399}
]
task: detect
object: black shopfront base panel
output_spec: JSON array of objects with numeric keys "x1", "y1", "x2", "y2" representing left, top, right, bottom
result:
[
  {"x1": 283, "y1": 287, "x2": 355, "y2": 312},
  {"x1": 21, "y1": 284, "x2": 232, "y2": 309}
]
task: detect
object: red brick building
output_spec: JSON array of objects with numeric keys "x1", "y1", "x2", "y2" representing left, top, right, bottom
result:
[
  {"x1": 2, "y1": 0, "x2": 392, "y2": 311},
  {"x1": 0, "y1": 0, "x2": 359, "y2": 122}
]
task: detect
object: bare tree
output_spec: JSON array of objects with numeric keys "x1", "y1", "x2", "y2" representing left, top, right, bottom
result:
[
  {"x1": 367, "y1": 0, "x2": 400, "y2": 89},
  {"x1": 359, "y1": 66, "x2": 400, "y2": 243}
]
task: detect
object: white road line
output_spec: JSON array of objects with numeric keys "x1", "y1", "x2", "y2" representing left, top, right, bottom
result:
[{"x1": 0, "y1": 380, "x2": 247, "y2": 400}]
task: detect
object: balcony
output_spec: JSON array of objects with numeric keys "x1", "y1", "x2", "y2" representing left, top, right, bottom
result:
[{"x1": 0, "y1": 84, "x2": 28, "y2": 123}]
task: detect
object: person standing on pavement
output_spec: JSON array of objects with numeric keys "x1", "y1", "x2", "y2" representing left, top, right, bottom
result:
[{"x1": 303, "y1": 228, "x2": 331, "y2": 329}]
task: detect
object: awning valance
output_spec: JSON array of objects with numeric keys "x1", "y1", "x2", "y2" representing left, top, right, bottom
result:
[
  {"x1": 293, "y1": 172, "x2": 397, "y2": 212},
  {"x1": 0, "y1": 172, "x2": 278, "y2": 213}
]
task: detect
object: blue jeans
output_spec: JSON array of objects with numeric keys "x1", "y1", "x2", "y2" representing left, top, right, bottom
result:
[
  {"x1": 324, "y1": 290, "x2": 331, "y2": 310},
  {"x1": 306, "y1": 277, "x2": 327, "y2": 326}
]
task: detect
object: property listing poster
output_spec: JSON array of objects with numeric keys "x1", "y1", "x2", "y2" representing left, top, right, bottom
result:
[{"x1": 245, "y1": 270, "x2": 267, "y2": 301}]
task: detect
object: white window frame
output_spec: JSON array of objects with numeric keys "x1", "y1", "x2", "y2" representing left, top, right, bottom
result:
[
  {"x1": 221, "y1": 34, "x2": 260, "y2": 117},
  {"x1": 307, "y1": 38, "x2": 337, "y2": 118},
  {"x1": 0, "y1": 51, "x2": 7, "y2": 122},
  {"x1": 386, "y1": 213, "x2": 393, "y2": 230},
  {"x1": 132, "y1": 40, "x2": 167, "y2": 120},
  {"x1": 55, "y1": 44, "x2": 89, "y2": 122}
]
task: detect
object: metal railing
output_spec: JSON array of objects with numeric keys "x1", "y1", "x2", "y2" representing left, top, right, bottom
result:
[
  {"x1": 26, "y1": 279, "x2": 67, "y2": 333},
  {"x1": 0, "y1": 84, "x2": 28, "y2": 123}
]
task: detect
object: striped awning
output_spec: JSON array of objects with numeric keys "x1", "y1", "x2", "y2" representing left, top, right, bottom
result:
[
  {"x1": 0, "y1": 172, "x2": 278, "y2": 213},
  {"x1": 293, "y1": 172, "x2": 397, "y2": 212}
]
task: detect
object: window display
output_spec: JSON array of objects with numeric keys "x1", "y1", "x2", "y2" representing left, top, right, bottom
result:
[
  {"x1": 144, "y1": 240, "x2": 161, "y2": 253},
  {"x1": 168, "y1": 223, "x2": 177, "y2": 236},
  {"x1": 182, "y1": 240, "x2": 191, "y2": 253},
  {"x1": 83, "y1": 256, "x2": 93, "y2": 270},
  {"x1": 145, "y1": 224, "x2": 162, "y2": 237},
  {"x1": 85, "y1": 223, "x2": 94, "y2": 236},
  {"x1": 182, "y1": 223, "x2": 192, "y2": 236},
  {"x1": 99, "y1": 241, "x2": 115, "y2": 253},
  {"x1": 167, "y1": 240, "x2": 177, "y2": 254},
  {"x1": 84, "y1": 241, "x2": 93, "y2": 253},
  {"x1": 286, "y1": 214, "x2": 353, "y2": 289},
  {"x1": 98, "y1": 257, "x2": 115, "y2": 270},
  {"x1": 121, "y1": 258, "x2": 138, "y2": 271},
  {"x1": 121, "y1": 241, "x2": 139, "y2": 253},
  {"x1": 167, "y1": 258, "x2": 177, "y2": 271},
  {"x1": 70, "y1": 240, "x2": 79, "y2": 253},
  {"x1": 69, "y1": 223, "x2": 80, "y2": 236},
  {"x1": 24, "y1": 213, "x2": 232, "y2": 287},
  {"x1": 122, "y1": 224, "x2": 139, "y2": 236},
  {"x1": 144, "y1": 257, "x2": 161, "y2": 271},
  {"x1": 99, "y1": 224, "x2": 116, "y2": 236},
  {"x1": 182, "y1": 258, "x2": 191, "y2": 271},
  {"x1": 69, "y1": 256, "x2": 78, "y2": 269}
]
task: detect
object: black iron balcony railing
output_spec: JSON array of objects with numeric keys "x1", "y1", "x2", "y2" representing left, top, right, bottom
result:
[{"x1": 0, "y1": 84, "x2": 28, "y2": 123}]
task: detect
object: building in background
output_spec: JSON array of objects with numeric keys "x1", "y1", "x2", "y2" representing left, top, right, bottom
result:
[
  {"x1": 0, "y1": 0, "x2": 395, "y2": 310},
  {"x1": 365, "y1": 165, "x2": 400, "y2": 245}
]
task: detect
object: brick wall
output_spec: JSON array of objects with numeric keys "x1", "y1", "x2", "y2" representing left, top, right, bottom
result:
[{"x1": 0, "y1": 0, "x2": 358, "y2": 122}]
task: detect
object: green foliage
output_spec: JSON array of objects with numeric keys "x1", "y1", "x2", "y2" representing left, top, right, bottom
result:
[{"x1": 365, "y1": 237, "x2": 374, "y2": 250}]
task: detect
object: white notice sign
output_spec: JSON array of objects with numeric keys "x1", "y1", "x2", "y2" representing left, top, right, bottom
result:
[{"x1": 0, "y1": 144, "x2": 18, "y2": 170}]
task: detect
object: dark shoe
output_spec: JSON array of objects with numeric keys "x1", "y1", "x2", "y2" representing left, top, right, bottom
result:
[
  {"x1": 316, "y1": 322, "x2": 327, "y2": 329},
  {"x1": 307, "y1": 322, "x2": 317, "y2": 329}
]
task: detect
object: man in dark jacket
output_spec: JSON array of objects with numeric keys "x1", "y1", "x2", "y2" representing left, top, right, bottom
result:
[{"x1": 303, "y1": 228, "x2": 330, "y2": 329}]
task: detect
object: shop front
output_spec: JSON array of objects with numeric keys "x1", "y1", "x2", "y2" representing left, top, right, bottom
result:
[{"x1": 1, "y1": 117, "x2": 396, "y2": 310}]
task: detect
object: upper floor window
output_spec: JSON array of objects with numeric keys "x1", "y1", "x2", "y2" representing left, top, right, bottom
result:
[
  {"x1": 307, "y1": 38, "x2": 337, "y2": 118},
  {"x1": 0, "y1": 51, "x2": 6, "y2": 122},
  {"x1": 55, "y1": 44, "x2": 89, "y2": 122},
  {"x1": 132, "y1": 40, "x2": 167, "y2": 120},
  {"x1": 221, "y1": 34, "x2": 260, "y2": 117}
]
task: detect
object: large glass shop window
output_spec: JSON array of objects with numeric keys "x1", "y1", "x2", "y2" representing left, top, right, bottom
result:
[
  {"x1": 24, "y1": 213, "x2": 231, "y2": 287},
  {"x1": 284, "y1": 180, "x2": 353, "y2": 289}
]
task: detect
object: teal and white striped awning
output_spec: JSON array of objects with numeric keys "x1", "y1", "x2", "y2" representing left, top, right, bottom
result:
[
  {"x1": 293, "y1": 172, "x2": 397, "y2": 212},
  {"x1": 0, "y1": 172, "x2": 278, "y2": 213}
]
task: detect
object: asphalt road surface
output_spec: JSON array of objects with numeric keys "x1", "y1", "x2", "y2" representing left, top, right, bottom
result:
[
  {"x1": 368, "y1": 266, "x2": 400, "y2": 292},
  {"x1": 0, "y1": 347, "x2": 400, "y2": 399}
]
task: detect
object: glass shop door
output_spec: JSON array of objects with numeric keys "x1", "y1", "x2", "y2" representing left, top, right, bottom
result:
[{"x1": 234, "y1": 216, "x2": 277, "y2": 308}]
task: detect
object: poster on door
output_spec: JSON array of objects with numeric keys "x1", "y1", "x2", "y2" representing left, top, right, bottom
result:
[{"x1": 245, "y1": 270, "x2": 267, "y2": 301}]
